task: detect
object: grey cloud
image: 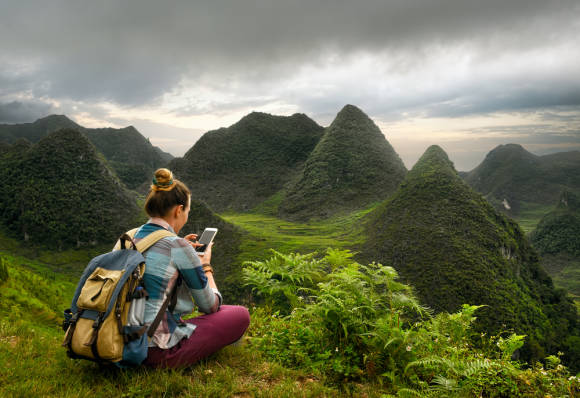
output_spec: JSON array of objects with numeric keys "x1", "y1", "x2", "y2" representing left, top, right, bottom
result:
[
  {"x1": 1, "y1": 0, "x2": 578, "y2": 108},
  {"x1": 0, "y1": 100, "x2": 55, "y2": 123}
]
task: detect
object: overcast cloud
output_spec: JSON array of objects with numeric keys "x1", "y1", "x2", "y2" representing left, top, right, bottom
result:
[{"x1": 1, "y1": 0, "x2": 579, "y2": 170}]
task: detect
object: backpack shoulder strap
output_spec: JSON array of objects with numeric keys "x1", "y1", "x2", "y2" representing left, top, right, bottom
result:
[
  {"x1": 112, "y1": 228, "x2": 175, "y2": 252},
  {"x1": 135, "y1": 229, "x2": 175, "y2": 253}
]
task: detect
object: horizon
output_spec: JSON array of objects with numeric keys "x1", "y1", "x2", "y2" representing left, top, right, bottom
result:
[
  {"x1": 1, "y1": 1, "x2": 579, "y2": 171},
  {"x1": 3, "y1": 110, "x2": 578, "y2": 173}
]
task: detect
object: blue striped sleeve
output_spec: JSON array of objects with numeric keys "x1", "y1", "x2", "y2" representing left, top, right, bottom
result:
[{"x1": 171, "y1": 238, "x2": 219, "y2": 314}]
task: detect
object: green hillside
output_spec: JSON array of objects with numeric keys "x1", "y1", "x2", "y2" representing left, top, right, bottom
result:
[
  {"x1": 0, "y1": 115, "x2": 173, "y2": 189},
  {"x1": 279, "y1": 105, "x2": 407, "y2": 221},
  {"x1": 171, "y1": 112, "x2": 324, "y2": 212},
  {"x1": 530, "y1": 191, "x2": 580, "y2": 306},
  {"x1": 362, "y1": 145, "x2": 579, "y2": 366},
  {"x1": 0, "y1": 128, "x2": 140, "y2": 249},
  {"x1": 464, "y1": 144, "x2": 580, "y2": 226}
]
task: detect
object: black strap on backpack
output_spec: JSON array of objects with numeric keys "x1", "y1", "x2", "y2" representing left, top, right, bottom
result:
[{"x1": 147, "y1": 275, "x2": 182, "y2": 338}]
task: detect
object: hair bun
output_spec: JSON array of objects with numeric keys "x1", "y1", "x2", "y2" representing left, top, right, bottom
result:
[{"x1": 151, "y1": 168, "x2": 175, "y2": 191}]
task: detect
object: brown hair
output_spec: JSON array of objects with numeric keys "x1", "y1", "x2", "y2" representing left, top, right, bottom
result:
[{"x1": 144, "y1": 168, "x2": 190, "y2": 217}]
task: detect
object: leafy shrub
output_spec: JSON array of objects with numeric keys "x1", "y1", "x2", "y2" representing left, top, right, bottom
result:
[{"x1": 244, "y1": 249, "x2": 580, "y2": 396}]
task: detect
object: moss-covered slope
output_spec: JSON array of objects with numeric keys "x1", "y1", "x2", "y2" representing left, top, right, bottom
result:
[
  {"x1": 464, "y1": 144, "x2": 580, "y2": 216},
  {"x1": 362, "y1": 145, "x2": 578, "y2": 364},
  {"x1": 170, "y1": 112, "x2": 324, "y2": 212},
  {"x1": 0, "y1": 128, "x2": 140, "y2": 249},
  {"x1": 279, "y1": 105, "x2": 406, "y2": 220}
]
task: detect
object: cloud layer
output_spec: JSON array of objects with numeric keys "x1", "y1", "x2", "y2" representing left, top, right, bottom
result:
[{"x1": 0, "y1": 0, "x2": 579, "y2": 169}]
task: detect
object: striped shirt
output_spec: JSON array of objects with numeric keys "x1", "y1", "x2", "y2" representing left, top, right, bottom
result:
[{"x1": 133, "y1": 218, "x2": 222, "y2": 349}]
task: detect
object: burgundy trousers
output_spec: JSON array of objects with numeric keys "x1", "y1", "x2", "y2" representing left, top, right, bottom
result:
[{"x1": 144, "y1": 305, "x2": 250, "y2": 368}]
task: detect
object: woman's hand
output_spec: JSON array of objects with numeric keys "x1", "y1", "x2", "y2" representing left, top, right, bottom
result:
[
  {"x1": 184, "y1": 234, "x2": 204, "y2": 249},
  {"x1": 197, "y1": 241, "x2": 213, "y2": 264}
]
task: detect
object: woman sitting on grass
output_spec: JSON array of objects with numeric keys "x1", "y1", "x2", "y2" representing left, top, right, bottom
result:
[{"x1": 135, "y1": 168, "x2": 250, "y2": 368}]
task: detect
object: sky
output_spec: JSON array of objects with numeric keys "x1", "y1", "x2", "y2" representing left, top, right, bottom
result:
[{"x1": 1, "y1": 0, "x2": 579, "y2": 171}]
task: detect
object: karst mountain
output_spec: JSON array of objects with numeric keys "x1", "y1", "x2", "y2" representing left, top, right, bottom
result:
[
  {"x1": 362, "y1": 145, "x2": 578, "y2": 363},
  {"x1": 279, "y1": 104, "x2": 407, "y2": 220}
]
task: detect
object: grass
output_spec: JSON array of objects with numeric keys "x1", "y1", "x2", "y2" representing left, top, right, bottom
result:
[
  {"x1": 0, "y1": 231, "x2": 386, "y2": 397},
  {"x1": 0, "y1": 252, "x2": 383, "y2": 397},
  {"x1": 221, "y1": 203, "x2": 378, "y2": 263},
  {"x1": 1, "y1": 324, "x2": 366, "y2": 398}
]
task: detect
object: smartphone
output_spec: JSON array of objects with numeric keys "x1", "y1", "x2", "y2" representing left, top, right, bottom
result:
[{"x1": 195, "y1": 228, "x2": 218, "y2": 253}]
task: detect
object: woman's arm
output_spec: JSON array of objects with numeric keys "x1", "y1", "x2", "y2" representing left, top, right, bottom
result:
[{"x1": 173, "y1": 238, "x2": 221, "y2": 313}]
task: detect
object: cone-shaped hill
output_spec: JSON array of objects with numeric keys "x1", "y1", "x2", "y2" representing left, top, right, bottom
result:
[
  {"x1": 279, "y1": 105, "x2": 406, "y2": 220},
  {"x1": 464, "y1": 144, "x2": 580, "y2": 216},
  {"x1": 0, "y1": 128, "x2": 140, "y2": 249},
  {"x1": 532, "y1": 191, "x2": 580, "y2": 258},
  {"x1": 169, "y1": 112, "x2": 324, "y2": 212},
  {"x1": 362, "y1": 145, "x2": 578, "y2": 363},
  {"x1": 0, "y1": 115, "x2": 173, "y2": 189},
  {"x1": 83, "y1": 126, "x2": 173, "y2": 189}
]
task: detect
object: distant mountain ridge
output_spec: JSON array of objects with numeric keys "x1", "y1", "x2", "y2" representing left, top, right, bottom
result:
[
  {"x1": 170, "y1": 111, "x2": 324, "y2": 212},
  {"x1": 464, "y1": 144, "x2": 580, "y2": 216},
  {"x1": 0, "y1": 128, "x2": 140, "y2": 248},
  {"x1": 279, "y1": 105, "x2": 407, "y2": 220},
  {"x1": 362, "y1": 145, "x2": 578, "y2": 363},
  {"x1": 0, "y1": 115, "x2": 174, "y2": 189}
]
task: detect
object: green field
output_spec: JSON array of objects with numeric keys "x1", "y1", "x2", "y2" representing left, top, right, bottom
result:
[
  {"x1": 221, "y1": 204, "x2": 377, "y2": 263},
  {"x1": 513, "y1": 201, "x2": 555, "y2": 234}
]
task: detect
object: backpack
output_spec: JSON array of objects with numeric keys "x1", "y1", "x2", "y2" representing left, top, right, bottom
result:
[{"x1": 62, "y1": 228, "x2": 177, "y2": 367}]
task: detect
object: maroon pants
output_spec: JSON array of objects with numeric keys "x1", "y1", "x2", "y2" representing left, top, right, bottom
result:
[{"x1": 144, "y1": 305, "x2": 250, "y2": 368}]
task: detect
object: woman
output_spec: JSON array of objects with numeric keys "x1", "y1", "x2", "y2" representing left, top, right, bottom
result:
[{"x1": 134, "y1": 168, "x2": 250, "y2": 368}]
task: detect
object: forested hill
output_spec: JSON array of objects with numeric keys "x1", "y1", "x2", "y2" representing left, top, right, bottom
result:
[
  {"x1": 83, "y1": 126, "x2": 173, "y2": 189},
  {"x1": 532, "y1": 191, "x2": 580, "y2": 258},
  {"x1": 464, "y1": 143, "x2": 580, "y2": 216},
  {"x1": 0, "y1": 128, "x2": 140, "y2": 249},
  {"x1": 362, "y1": 145, "x2": 579, "y2": 366},
  {"x1": 0, "y1": 115, "x2": 173, "y2": 189},
  {"x1": 279, "y1": 104, "x2": 407, "y2": 221},
  {"x1": 169, "y1": 112, "x2": 324, "y2": 212}
]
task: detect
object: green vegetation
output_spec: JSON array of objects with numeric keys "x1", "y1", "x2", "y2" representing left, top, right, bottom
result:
[
  {"x1": 513, "y1": 202, "x2": 555, "y2": 233},
  {"x1": 0, "y1": 128, "x2": 140, "y2": 249},
  {"x1": 0, "y1": 250, "x2": 360, "y2": 397},
  {"x1": 244, "y1": 249, "x2": 580, "y2": 396},
  {"x1": 1, "y1": 107, "x2": 579, "y2": 396},
  {"x1": 222, "y1": 204, "x2": 375, "y2": 264},
  {"x1": 1, "y1": 247, "x2": 578, "y2": 397},
  {"x1": 531, "y1": 191, "x2": 580, "y2": 257},
  {"x1": 363, "y1": 145, "x2": 579, "y2": 367},
  {"x1": 0, "y1": 115, "x2": 172, "y2": 189},
  {"x1": 171, "y1": 112, "x2": 324, "y2": 212},
  {"x1": 280, "y1": 104, "x2": 406, "y2": 221},
  {"x1": 464, "y1": 143, "x2": 580, "y2": 217}
]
